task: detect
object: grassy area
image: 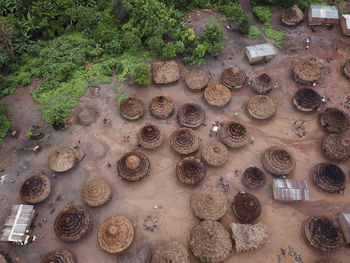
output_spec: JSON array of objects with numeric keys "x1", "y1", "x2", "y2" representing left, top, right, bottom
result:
[{"x1": 262, "y1": 28, "x2": 285, "y2": 49}]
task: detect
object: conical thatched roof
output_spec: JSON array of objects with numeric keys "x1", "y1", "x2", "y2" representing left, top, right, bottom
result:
[
  {"x1": 250, "y1": 73, "x2": 277, "y2": 94},
  {"x1": 152, "y1": 61, "x2": 180, "y2": 84},
  {"x1": 41, "y1": 249, "x2": 75, "y2": 263},
  {"x1": 293, "y1": 60, "x2": 321, "y2": 85},
  {"x1": 320, "y1": 107, "x2": 350, "y2": 133},
  {"x1": 281, "y1": 4, "x2": 304, "y2": 26},
  {"x1": 312, "y1": 163, "x2": 346, "y2": 193},
  {"x1": 48, "y1": 148, "x2": 77, "y2": 173},
  {"x1": 204, "y1": 83, "x2": 231, "y2": 107},
  {"x1": 302, "y1": 217, "x2": 343, "y2": 252},
  {"x1": 322, "y1": 134, "x2": 350, "y2": 162},
  {"x1": 232, "y1": 191, "x2": 261, "y2": 223},
  {"x1": 54, "y1": 206, "x2": 91, "y2": 242},
  {"x1": 81, "y1": 178, "x2": 111, "y2": 207},
  {"x1": 149, "y1": 96, "x2": 175, "y2": 119},
  {"x1": 344, "y1": 59, "x2": 350, "y2": 79},
  {"x1": 221, "y1": 67, "x2": 246, "y2": 89},
  {"x1": 177, "y1": 103, "x2": 206, "y2": 129},
  {"x1": 98, "y1": 215, "x2": 134, "y2": 254},
  {"x1": 293, "y1": 88, "x2": 322, "y2": 112},
  {"x1": 247, "y1": 95, "x2": 276, "y2": 120},
  {"x1": 189, "y1": 220, "x2": 232, "y2": 263},
  {"x1": 151, "y1": 241, "x2": 190, "y2": 263},
  {"x1": 117, "y1": 151, "x2": 151, "y2": 182},
  {"x1": 219, "y1": 121, "x2": 250, "y2": 148},
  {"x1": 261, "y1": 146, "x2": 296, "y2": 176},
  {"x1": 120, "y1": 98, "x2": 144, "y2": 121},
  {"x1": 201, "y1": 141, "x2": 228, "y2": 167},
  {"x1": 242, "y1": 167, "x2": 266, "y2": 189},
  {"x1": 137, "y1": 124, "x2": 164, "y2": 150},
  {"x1": 185, "y1": 70, "x2": 209, "y2": 91},
  {"x1": 170, "y1": 128, "x2": 200, "y2": 155},
  {"x1": 176, "y1": 156, "x2": 206, "y2": 185},
  {"x1": 20, "y1": 174, "x2": 51, "y2": 204},
  {"x1": 191, "y1": 185, "x2": 227, "y2": 220}
]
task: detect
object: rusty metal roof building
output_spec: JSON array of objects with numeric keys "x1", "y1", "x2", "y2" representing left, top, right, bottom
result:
[
  {"x1": 272, "y1": 179, "x2": 309, "y2": 201},
  {"x1": 0, "y1": 205, "x2": 35, "y2": 242},
  {"x1": 338, "y1": 212, "x2": 350, "y2": 246},
  {"x1": 310, "y1": 5, "x2": 339, "y2": 20},
  {"x1": 342, "y1": 14, "x2": 350, "y2": 29}
]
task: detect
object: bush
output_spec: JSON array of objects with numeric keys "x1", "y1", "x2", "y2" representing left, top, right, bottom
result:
[
  {"x1": 219, "y1": 3, "x2": 243, "y2": 27},
  {"x1": 0, "y1": 103, "x2": 10, "y2": 143},
  {"x1": 253, "y1": 6, "x2": 271, "y2": 26},
  {"x1": 175, "y1": 41, "x2": 185, "y2": 54},
  {"x1": 130, "y1": 63, "x2": 151, "y2": 85},
  {"x1": 122, "y1": 31, "x2": 141, "y2": 50},
  {"x1": 146, "y1": 36, "x2": 164, "y2": 55},
  {"x1": 247, "y1": 25, "x2": 261, "y2": 39},
  {"x1": 162, "y1": 42, "x2": 176, "y2": 58},
  {"x1": 237, "y1": 13, "x2": 252, "y2": 34}
]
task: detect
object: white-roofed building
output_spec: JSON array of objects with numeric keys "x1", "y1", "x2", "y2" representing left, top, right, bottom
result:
[
  {"x1": 245, "y1": 44, "x2": 277, "y2": 65},
  {"x1": 272, "y1": 179, "x2": 309, "y2": 201},
  {"x1": 308, "y1": 5, "x2": 339, "y2": 26},
  {"x1": 340, "y1": 14, "x2": 350, "y2": 36}
]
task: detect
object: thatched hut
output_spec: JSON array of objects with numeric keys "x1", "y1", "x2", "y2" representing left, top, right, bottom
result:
[
  {"x1": 170, "y1": 128, "x2": 200, "y2": 155},
  {"x1": 20, "y1": 174, "x2": 51, "y2": 204},
  {"x1": 152, "y1": 241, "x2": 190, "y2": 263},
  {"x1": 176, "y1": 156, "x2": 206, "y2": 185},
  {"x1": 261, "y1": 146, "x2": 296, "y2": 176},
  {"x1": 201, "y1": 141, "x2": 228, "y2": 167},
  {"x1": 232, "y1": 191, "x2": 261, "y2": 223},
  {"x1": 221, "y1": 67, "x2": 246, "y2": 89},
  {"x1": 293, "y1": 88, "x2": 322, "y2": 112},
  {"x1": 245, "y1": 44, "x2": 277, "y2": 64},
  {"x1": 293, "y1": 60, "x2": 321, "y2": 85},
  {"x1": 242, "y1": 167, "x2": 266, "y2": 189},
  {"x1": 204, "y1": 83, "x2": 232, "y2": 107},
  {"x1": 247, "y1": 95, "x2": 276, "y2": 120},
  {"x1": 48, "y1": 148, "x2": 77, "y2": 173},
  {"x1": 321, "y1": 134, "x2": 350, "y2": 162},
  {"x1": 219, "y1": 121, "x2": 251, "y2": 148},
  {"x1": 120, "y1": 98, "x2": 144, "y2": 121},
  {"x1": 340, "y1": 15, "x2": 350, "y2": 36},
  {"x1": 152, "y1": 61, "x2": 180, "y2": 84},
  {"x1": 177, "y1": 103, "x2": 206, "y2": 129},
  {"x1": 41, "y1": 249, "x2": 75, "y2": 263},
  {"x1": 117, "y1": 151, "x2": 151, "y2": 182},
  {"x1": 185, "y1": 70, "x2": 209, "y2": 91},
  {"x1": 149, "y1": 96, "x2": 174, "y2": 119},
  {"x1": 321, "y1": 107, "x2": 350, "y2": 133},
  {"x1": 312, "y1": 163, "x2": 346, "y2": 193},
  {"x1": 308, "y1": 5, "x2": 339, "y2": 26},
  {"x1": 137, "y1": 124, "x2": 164, "y2": 151},
  {"x1": 81, "y1": 178, "x2": 111, "y2": 207},
  {"x1": 250, "y1": 73, "x2": 277, "y2": 94},
  {"x1": 281, "y1": 4, "x2": 304, "y2": 26}
]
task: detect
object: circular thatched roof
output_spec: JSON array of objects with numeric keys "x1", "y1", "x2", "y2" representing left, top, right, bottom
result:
[
  {"x1": 261, "y1": 146, "x2": 296, "y2": 176},
  {"x1": 0, "y1": 254, "x2": 7, "y2": 263},
  {"x1": 312, "y1": 163, "x2": 346, "y2": 193},
  {"x1": 221, "y1": 67, "x2": 246, "y2": 89},
  {"x1": 242, "y1": 167, "x2": 266, "y2": 189},
  {"x1": 232, "y1": 191, "x2": 261, "y2": 223},
  {"x1": 41, "y1": 249, "x2": 75, "y2": 263},
  {"x1": 48, "y1": 148, "x2": 77, "y2": 173},
  {"x1": 152, "y1": 61, "x2": 180, "y2": 84},
  {"x1": 81, "y1": 178, "x2": 111, "y2": 207},
  {"x1": 191, "y1": 185, "x2": 227, "y2": 220},
  {"x1": 176, "y1": 156, "x2": 206, "y2": 185},
  {"x1": 177, "y1": 103, "x2": 206, "y2": 129},
  {"x1": 293, "y1": 88, "x2": 322, "y2": 112},
  {"x1": 151, "y1": 241, "x2": 190, "y2": 263},
  {"x1": 302, "y1": 217, "x2": 343, "y2": 252},
  {"x1": 343, "y1": 59, "x2": 350, "y2": 79},
  {"x1": 321, "y1": 108, "x2": 350, "y2": 133},
  {"x1": 20, "y1": 174, "x2": 51, "y2": 204},
  {"x1": 204, "y1": 83, "x2": 231, "y2": 107},
  {"x1": 201, "y1": 141, "x2": 228, "y2": 167},
  {"x1": 117, "y1": 151, "x2": 150, "y2": 182},
  {"x1": 322, "y1": 134, "x2": 350, "y2": 162},
  {"x1": 247, "y1": 95, "x2": 276, "y2": 120},
  {"x1": 189, "y1": 220, "x2": 232, "y2": 263},
  {"x1": 219, "y1": 121, "x2": 250, "y2": 148},
  {"x1": 54, "y1": 206, "x2": 91, "y2": 242},
  {"x1": 149, "y1": 96, "x2": 175, "y2": 120},
  {"x1": 120, "y1": 98, "x2": 144, "y2": 121},
  {"x1": 185, "y1": 70, "x2": 209, "y2": 91},
  {"x1": 250, "y1": 73, "x2": 277, "y2": 94},
  {"x1": 170, "y1": 128, "x2": 200, "y2": 155},
  {"x1": 98, "y1": 215, "x2": 134, "y2": 254},
  {"x1": 137, "y1": 124, "x2": 164, "y2": 151},
  {"x1": 281, "y1": 4, "x2": 304, "y2": 26},
  {"x1": 293, "y1": 60, "x2": 321, "y2": 85}
]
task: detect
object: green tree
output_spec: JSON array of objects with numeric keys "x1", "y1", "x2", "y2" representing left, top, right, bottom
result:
[
  {"x1": 237, "y1": 13, "x2": 252, "y2": 34},
  {"x1": 122, "y1": 31, "x2": 141, "y2": 50},
  {"x1": 130, "y1": 63, "x2": 151, "y2": 85},
  {"x1": 253, "y1": 6, "x2": 271, "y2": 26},
  {"x1": 175, "y1": 41, "x2": 185, "y2": 54},
  {"x1": 220, "y1": 3, "x2": 243, "y2": 29},
  {"x1": 162, "y1": 42, "x2": 176, "y2": 58}
]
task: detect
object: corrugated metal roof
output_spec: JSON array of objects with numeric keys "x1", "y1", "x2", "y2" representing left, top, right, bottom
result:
[
  {"x1": 272, "y1": 179, "x2": 309, "y2": 201},
  {"x1": 342, "y1": 14, "x2": 350, "y2": 29},
  {"x1": 246, "y1": 44, "x2": 277, "y2": 59},
  {"x1": 310, "y1": 5, "x2": 339, "y2": 19},
  {"x1": 0, "y1": 205, "x2": 34, "y2": 242}
]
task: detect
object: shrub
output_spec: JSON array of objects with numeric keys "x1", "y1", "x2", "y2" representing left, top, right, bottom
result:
[
  {"x1": 130, "y1": 63, "x2": 151, "y2": 85},
  {"x1": 162, "y1": 42, "x2": 176, "y2": 58},
  {"x1": 0, "y1": 103, "x2": 10, "y2": 143},
  {"x1": 122, "y1": 31, "x2": 141, "y2": 50},
  {"x1": 146, "y1": 36, "x2": 164, "y2": 55},
  {"x1": 247, "y1": 25, "x2": 261, "y2": 39},
  {"x1": 237, "y1": 13, "x2": 252, "y2": 34},
  {"x1": 219, "y1": 3, "x2": 243, "y2": 28},
  {"x1": 253, "y1": 6, "x2": 271, "y2": 26},
  {"x1": 175, "y1": 41, "x2": 185, "y2": 54}
]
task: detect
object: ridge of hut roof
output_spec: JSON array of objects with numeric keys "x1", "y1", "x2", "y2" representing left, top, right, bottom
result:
[
  {"x1": 342, "y1": 14, "x2": 350, "y2": 29},
  {"x1": 246, "y1": 44, "x2": 276, "y2": 59},
  {"x1": 310, "y1": 5, "x2": 339, "y2": 19}
]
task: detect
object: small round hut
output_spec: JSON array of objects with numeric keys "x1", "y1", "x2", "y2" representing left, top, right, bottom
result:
[
  {"x1": 293, "y1": 88, "x2": 322, "y2": 112},
  {"x1": 204, "y1": 83, "x2": 232, "y2": 107},
  {"x1": 219, "y1": 121, "x2": 251, "y2": 148},
  {"x1": 117, "y1": 151, "x2": 151, "y2": 182},
  {"x1": 120, "y1": 98, "x2": 144, "y2": 121},
  {"x1": 81, "y1": 178, "x2": 111, "y2": 207},
  {"x1": 322, "y1": 134, "x2": 350, "y2": 162},
  {"x1": 41, "y1": 249, "x2": 75, "y2": 263},
  {"x1": 20, "y1": 174, "x2": 51, "y2": 204},
  {"x1": 177, "y1": 103, "x2": 206, "y2": 129},
  {"x1": 185, "y1": 70, "x2": 209, "y2": 91},
  {"x1": 281, "y1": 4, "x2": 304, "y2": 26},
  {"x1": 151, "y1": 241, "x2": 190, "y2": 263},
  {"x1": 201, "y1": 141, "x2": 228, "y2": 167},
  {"x1": 149, "y1": 96, "x2": 175, "y2": 119},
  {"x1": 137, "y1": 124, "x2": 164, "y2": 151},
  {"x1": 261, "y1": 146, "x2": 296, "y2": 176},
  {"x1": 247, "y1": 95, "x2": 276, "y2": 120},
  {"x1": 176, "y1": 156, "x2": 206, "y2": 185},
  {"x1": 48, "y1": 148, "x2": 77, "y2": 173},
  {"x1": 293, "y1": 60, "x2": 321, "y2": 85},
  {"x1": 232, "y1": 191, "x2": 261, "y2": 223},
  {"x1": 170, "y1": 128, "x2": 200, "y2": 155},
  {"x1": 221, "y1": 67, "x2": 247, "y2": 89},
  {"x1": 250, "y1": 73, "x2": 277, "y2": 94},
  {"x1": 320, "y1": 108, "x2": 350, "y2": 133},
  {"x1": 312, "y1": 163, "x2": 347, "y2": 193},
  {"x1": 242, "y1": 167, "x2": 266, "y2": 189}
]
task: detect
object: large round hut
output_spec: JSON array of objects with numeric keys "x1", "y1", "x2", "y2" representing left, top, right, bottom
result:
[
  {"x1": 117, "y1": 151, "x2": 151, "y2": 182},
  {"x1": 219, "y1": 121, "x2": 251, "y2": 148},
  {"x1": 170, "y1": 128, "x2": 200, "y2": 155},
  {"x1": 204, "y1": 83, "x2": 232, "y2": 107},
  {"x1": 201, "y1": 141, "x2": 228, "y2": 167},
  {"x1": 152, "y1": 61, "x2": 180, "y2": 84},
  {"x1": 151, "y1": 241, "x2": 190, "y2": 263},
  {"x1": 185, "y1": 70, "x2": 209, "y2": 91},
  {"x1": 293, "y1": 60, "x2": 321, "y2": 85},
  {"x1": 176, "y1": 156, "x2": 206, "y2": 185},
  {"x1": 281, "y1": 5, "x2": 304, "y2": 26},
  {"x1": 221, "y1": 67, "x2": 246, "y2": 89},
  {"x1": 312, "y1": 163, "x2": 347, "y2": 193},
  {"x1": 232, "y1": 191, "x2": 261, "y2": 223},
  {"x1": 20, "y1": 174, "x2": 51, "y2": 204},
  {"x1": 250, "y1": 73, "x2": 277, "y2": 94},
  {"x1": 293, "y1": 88, "x2": 322, "y2": 112},
  {"x1": 137, "y1": 124, "x2": 164, "y2": 151},
  {"x1": 321, "y1": 134, "x2": 350, "y2": 162},
  {"x1": 242, "y1": 167, "x2": 266, "y2": 190},
  {"x1": 120, "y1": 98, "x2": 144, "y2": 121},
  {"x1": 149, "y1": 96, "x2": 175, "y2": 119},
  {"x1": 247, "y1": 95, "x2": 276, "y2": 120},
  {"x1": 261, "y1": 146, "x2": 296, "y2": 176},
  {"x1": 177, "y1": 103, "x2": 206, "y2": 129},
  {"x1": 48, "y1": 148, "x2": 77, "y2": 173},
  {"x1": 81, "y1": 178, "x2": 111, "y2": 207},
  {"x1": 320, "y1": 108, "x2": 350, "y2": 133}
]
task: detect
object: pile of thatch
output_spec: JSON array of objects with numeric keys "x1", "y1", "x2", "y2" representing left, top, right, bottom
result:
[
  {"x1": 232, "y1": 191, "x2": 261, "y2": 223},
  {"x1": 48, "y1": 148, "x2": 77, "y2": 173},
  {"x1": 247, "y1": 95, "x2": 276, "y2": 120},
  {"x1": 117, "y1": 151, "x2": 151, "y2": 182},
  {"x1": 293, "y1": 88, "x2": 322, "y2": 112},
  {"x1": 250, "y1": 73, "x2": 277, "y2": 94},
  {"x1": 137, "y1": 124, "x2": 164, "y2": 150},
  {"x1": 281, "y1": 4, "x2": 304, "y2": 26},
  {"x1": 302, "y1": 217, "x2": 343, "y2": 252},
  {"x1": 177, "y1": 103, "x2": 206, "y2": 129},
  {"x1": 242, "y1": 167, "x2": 266, "y2": 189},
  {"x1": 152, "y1": 61, "x2": 180, "y2": 84},
  {"x1": 120, "y1": 98, "x2": 144, "y2": 121},
  {"x1": 191, "y1": 185, "x2": 227, "y2": 220},
  {"x1": 321, "y1": 108, "x2": 350, "y2": 133},
  {"x1": 343, "y1": 59, "x2": 350, "y2": 79},
  {"x1": 185, "y1": 70, "x2": 209, "y2": 91},
  {"x1": 230, "y1": 222, "x2": 268, "y2": 253},
  {"x1": 189, "y1": 220, "x2": 232, "y2": 263},
  {"x1": 204, "y1": 83, "x2": 232, "y2": 107},
  {"x1": 151, "y1": 241, "x2": 190, "y2": 263},
  {"x1": 293, "y1": 60, "x2": 321, "y2": 85},
  {"x1": 170, "y1": 128, "x2": 200, "y2": 155},
  {"x1": 322, "y1": 134, "x2": 350, "y2": 162},
  {"x1": 41, "y1": 249, "x2": 75, "y2": 263},
  {"x1": 312, "y1": 163, "x2": 347, "y2": 193},
  {"x1": 54, "y1": 206, "x2": 91, "y2": 242},
  {"x1": 219, "y1": 121, "x2": 250, "y2": 148},
  {"x1": 261, "y1": 146, "x2": 296, "y2": 176},
  {"x1": 20, "y1": 174, "x2": 51, "y2": 204},
  {"x1": 176, "y1": 156, "x2": 206, "y2": 185},
  {"x1": 201, "y1": 141, "x2": 228, "y2": 167},
  {"x1": 98, "y1": 215, "x2": 134, "y2": 254},
  {"x1": 81, "y1": 178, "x2": 111, "y2": 207},
  {"x1": 149, "y1": 96, "x2": 175, "y2": 120},
  {"x1": 221, "y1": 67, "x2": 246, "y2": 89}
]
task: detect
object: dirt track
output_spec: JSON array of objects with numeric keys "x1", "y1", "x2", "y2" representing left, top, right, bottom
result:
[{"x1": 0, "y1": 9, "x2": 350, "y2": 263}]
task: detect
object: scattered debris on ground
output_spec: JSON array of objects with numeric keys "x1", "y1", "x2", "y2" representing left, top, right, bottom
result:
[
  {"x1": 277, "y1": 246, "x2": 303, "y2": 263},
  {"x1": 143, "y1": 215, "x2": 158, "y2": 232},
  {"x1": 291, "y1": 120, "x2": 307, "y2": 138},
  {"x1": 217, "y1": 177, "x2": 230, "y2": 192}
]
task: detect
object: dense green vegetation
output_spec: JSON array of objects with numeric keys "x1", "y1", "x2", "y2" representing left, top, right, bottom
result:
[
  {"x1": 0, "y1": 103, "x2": 10, "y2": 143},
  {"x1": 253, "y1": 6, "x2": 271, "y2": 26}
]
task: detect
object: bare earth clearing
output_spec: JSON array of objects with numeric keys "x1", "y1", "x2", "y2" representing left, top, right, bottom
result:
[{"x1": 0, "y1": 9, "x2": 350, "y2": 263}]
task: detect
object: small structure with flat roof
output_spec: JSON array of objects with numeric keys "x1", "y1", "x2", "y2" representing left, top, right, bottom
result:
[
  {"x1": 245, "y1": 44, "x2": 277, "y2": 65},
  {"x1": 308, "y1": 5, "x2": 339, "y2": 26},
  {"x1": 338, "y1": 212, "x2": 350, "y2": 247},
  {"x1": 340, "y1": 14, "x2": 350, "y2": 36},
  {"x1": 272, "y1": 179, "x2": 309, "y2": 201}
]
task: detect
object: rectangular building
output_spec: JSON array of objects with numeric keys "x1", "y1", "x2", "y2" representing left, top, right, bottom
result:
[
  {"x1": 340, "y1": 14, "x2": 350, "y2": 36},
  {"x1": 272, "y1": 179, "x2": 309, "y2": 201},
  {"x1": 308, "y1": 5, "x2": 339, "y2": 26},
  {"x1": 245, "y1": 44, "x2": 277, "y2": 65}
]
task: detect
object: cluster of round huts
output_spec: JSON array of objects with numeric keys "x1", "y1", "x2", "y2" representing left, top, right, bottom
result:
[{"x1": 6, "y1": 17, "x2": 350, "y2": 263}]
